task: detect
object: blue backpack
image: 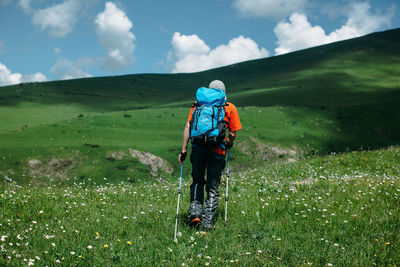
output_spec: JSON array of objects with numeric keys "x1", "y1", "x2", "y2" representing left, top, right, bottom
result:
[{"x1": 190, "y1": 87, "x2": 227, "y2": 147}]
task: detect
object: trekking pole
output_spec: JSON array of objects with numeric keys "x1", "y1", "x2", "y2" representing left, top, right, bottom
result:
[
  {"x1": 224, "y1": 149, "x2": 230, "y2": 226},
  {"x1": 174, "y1": 163, "x2": 184, "y2": 242}
]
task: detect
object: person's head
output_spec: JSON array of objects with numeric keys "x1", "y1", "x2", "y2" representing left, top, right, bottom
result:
[{"x1": 209, "y1": 80, "x2": 225, "y2": 93}]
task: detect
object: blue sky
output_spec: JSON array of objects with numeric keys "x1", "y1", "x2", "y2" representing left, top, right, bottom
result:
[{"x1": 0, "y1": 0, "x2": 399, "y2": 86}]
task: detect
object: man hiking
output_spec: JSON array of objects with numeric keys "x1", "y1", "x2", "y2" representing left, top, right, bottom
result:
[{"x1": 178, "y1": 80, "x2": 242, "y2": 231}]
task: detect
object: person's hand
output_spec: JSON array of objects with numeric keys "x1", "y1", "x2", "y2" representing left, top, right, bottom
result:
[
  {"x1": 226, "y1": 140, "x2": 234, "y2": 149},
  {"x1": 178, "y1": 151, "x2": 187, "y2": 164}
]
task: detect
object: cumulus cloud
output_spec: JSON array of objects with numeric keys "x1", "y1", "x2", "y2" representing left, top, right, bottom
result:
[
  {"x1": 0, "y1": 62, "x2": 47, "y2": 86},
  {"x1": 31, "y1": 0, "x2": 81, "y2": 38},
  {"x1": 95, "y1": 2, "x2": 136, "y2": 71},
  {"x1": 233, "y1": 0, "x2": 307, "y2": 20},
  {"x1": 170, "y1": 33, "x2": 210, "y2": 59},
  {"x1": 20, "y1": 0, "x2": 95, "y2": 38},
  {"x1": 274, "y1": 2, "x2": 394, "y2": 55},
  {"x1": 169, "y1": 32, "x2": 269, "y2": 73},
  {"x1": 0, "y1": 63, "x2": 21, "y2": 86},
  {"x1": 29, "y1": 2, "x2": 136, "y2": 80},
  {"x1": 18, "y1": 0, "x2": 32, "y2": 14},
  {"x1": 50, "y1": 58, "x2": 93, "y2": 80}
]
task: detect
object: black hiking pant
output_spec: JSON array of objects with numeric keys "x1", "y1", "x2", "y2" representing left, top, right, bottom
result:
[{"x1": 189, "y1": 146, "x2": 226, "y2": 217}]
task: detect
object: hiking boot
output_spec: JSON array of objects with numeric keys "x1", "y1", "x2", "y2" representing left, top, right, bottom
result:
[
  {"x1": 189, "y1": 201, "x2": 202, "y2": 216},
  {"x1": 187, "y1": 214, "x2": 201, "y2": 228},
  {"x1": 202, "y1": 213, "x2": 215, "y2": 231}
]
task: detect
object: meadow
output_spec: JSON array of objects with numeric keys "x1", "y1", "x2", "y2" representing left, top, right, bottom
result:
[
  {"x1": 1, "y1": 29, "x2": 400, "y2": 182},
  {"x1": 1, "y1": 28, "x2": 400, "y2": 265},
  {"x1": 1, "y1": 147, "x2": 399, "y2": 266}
]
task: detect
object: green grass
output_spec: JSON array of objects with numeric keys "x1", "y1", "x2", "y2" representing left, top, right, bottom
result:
[
  {"x1": 1, "y1": 147, "x2": 399, "y2": 266},
  {"x1": 1, "y1": 29, "x2": 400, "y2": 181},
  {"x1": 0, "y1": 107, "x2": 188, "y2": 184},
  {"x1": 1, "y1": 26, "x2": 400, "y2": 266},
  {"x1": 1, "y1": 102, "x2": 399, "y2": 184}
]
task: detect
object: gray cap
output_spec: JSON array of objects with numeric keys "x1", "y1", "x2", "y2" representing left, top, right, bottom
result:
[{"x1": 209, "y1": 80, "x2": 225, "y2": 92}]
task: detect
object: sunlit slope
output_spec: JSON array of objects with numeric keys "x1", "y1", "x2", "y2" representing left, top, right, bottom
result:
[
  {"x1": 0, "y1": 28, "x2": 399, "y2": 182},
  {"x1": 1, "y1": 29, "x2": 399, "y2": 109}
]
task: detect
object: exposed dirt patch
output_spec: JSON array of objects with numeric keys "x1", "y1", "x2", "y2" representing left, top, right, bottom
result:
[
  {"x1": 27, "y1": 157, "x2": 75, "y2": 179},
  {"x1": 28, "y1": 159, "x2": 41, "y2": 168},
  {"x1": 106, "y1": 149, "x2": 173, "y2": 177},
  {"x1": 106, "y1": 151, "x2": 127, "y2": 160},
  {"x1": 249, "y1": 137, "x2": 301, "y2": 163},
  {"x1": 128, "y1": 149, "x2": 172, "y2": 176},
  {"x1": 270, "y1": 146, "x2": 298, "y2": 157},
  {"x1": 49, "y1": 158, "x2": 74, "y2": 172}
]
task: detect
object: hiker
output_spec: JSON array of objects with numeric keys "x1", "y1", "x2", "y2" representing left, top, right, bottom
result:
[{"x1": 178, "y1": 80, "x2": 242, "y2": 231}]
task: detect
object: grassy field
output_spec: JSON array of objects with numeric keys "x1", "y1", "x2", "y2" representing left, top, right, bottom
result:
[
  {"x1": 1, "y1": 147, "x2": 399, "y2": 266},
  {"x1": 0, "y1": 29, "x2": 400, "y2": 265},
  {"x1": 1, "y1": 28, "x2": 400, "y2": 182}
]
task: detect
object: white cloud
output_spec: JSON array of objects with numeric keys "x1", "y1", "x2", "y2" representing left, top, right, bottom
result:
[
  {"x1": 31, "y1": 0, "x2": 81, "y2": 38},
  {"x1": 50, "y1": 58, "x2": 93, "y2": 80},
  {"x1": 170, "y1": 32, "x2": 210, "y2": 59},
  {"x1": 274, "y1": 13, "x2": 327, "y2": 55},
  {"x1": 54, "y1": 47, "x2": 62, "y2": 55},
  {"x1": 35, "y1": 2, "x2": 135, "y2": 80},
  {"x1": 95, "y1": 2, "x2": 136, "y2": 71},
  {"x1": 0, "y1": 63, "x2": 21, "y2": 86},
  {"x1": 18, "y1": 0, "x2": 32, "y2": 14},
  {"x1": 331, "y1": 2, "x2": 394, "y2": 40},
  {"x1": 274, "y1": 2, "x2": 393, "y2": 55},
  {"x1": 169, "y1": 33, "x2": 269, "y2": 73},
  {"x1": 21, "y1": 72, "x2": 47, "y2": 83},
  {"x1": 233, "y1": 0, "x2": 307, "y2": 20},
  {"x1": 0, "y1": 62, "x2": 47, "y2": 86}
]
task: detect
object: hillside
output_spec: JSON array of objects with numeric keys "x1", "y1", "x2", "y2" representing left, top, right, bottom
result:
[{"x1": 0, "y1": 28, "x2": 399, "y2": 183}]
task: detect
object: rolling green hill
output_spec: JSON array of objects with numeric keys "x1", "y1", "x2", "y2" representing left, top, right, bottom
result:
[{"x1": 0, "y1": 28, "x2": 399, "y2": 183}]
